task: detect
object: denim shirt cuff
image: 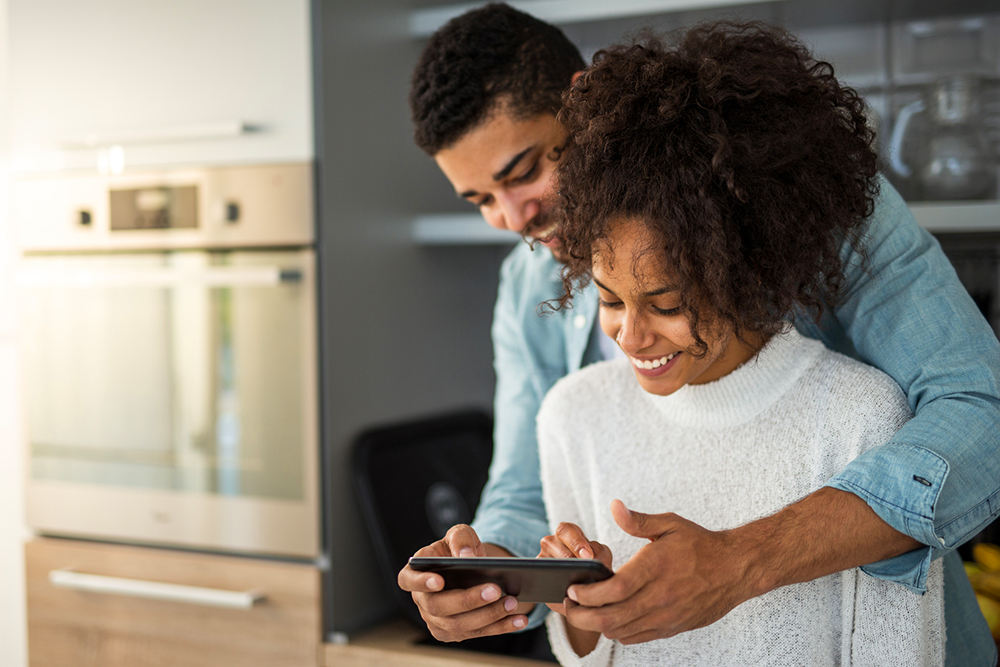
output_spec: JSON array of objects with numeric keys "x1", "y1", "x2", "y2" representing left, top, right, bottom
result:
[
  {"x1": 825, "y1": 442, "x2": 949, "y2": 592},
  {"x1": 471, "y1": 516, "x2": 551, "y2": 630},
  {"x1": 856, "y1": 546, "x2": 933, "y2": 594},
  {"x1": 471, "y1": 516, "x2": 546, "y2": 561}
]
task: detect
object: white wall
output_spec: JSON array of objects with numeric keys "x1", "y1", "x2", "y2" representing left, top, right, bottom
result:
[
  {"x1": 0, "y1": 0, "x2": 29, "y2": 663},
  {"x1": 7, "y1": 0, "x2": 313, "y2": 174}
]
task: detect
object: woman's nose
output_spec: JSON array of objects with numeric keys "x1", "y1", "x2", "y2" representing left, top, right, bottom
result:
[{"x1": 617, "y1": 310, "x2": 651, "y2": 352}]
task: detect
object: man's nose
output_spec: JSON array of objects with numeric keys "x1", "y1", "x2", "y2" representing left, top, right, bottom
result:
[{"x1": 496, "y1": 192, "x2": 540, "y2": 234}]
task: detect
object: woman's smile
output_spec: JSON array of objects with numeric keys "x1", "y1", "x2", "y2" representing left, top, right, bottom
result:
[
  {"x1": 629, "y1": 351, "x2": 682, "y2": 375},
  {"x1": 593, "y1": 218, "x2": 762, "y2": 396}
]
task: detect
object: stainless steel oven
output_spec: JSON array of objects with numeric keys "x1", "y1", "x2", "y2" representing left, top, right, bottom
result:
[{"x1": 14, "y1": 163, "x2": 319, "y2": 558}]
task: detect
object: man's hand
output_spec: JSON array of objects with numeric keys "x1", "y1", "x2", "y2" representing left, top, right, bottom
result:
[
  {"x1": 563, "y1": 490, "x2": 922, "y2": 645},
  {"x1": 396, "y1": 524, "x2": 531, "y2": 642},
  {"x1": 563, "y1": 500, "x2": 754, "y2": 644}
]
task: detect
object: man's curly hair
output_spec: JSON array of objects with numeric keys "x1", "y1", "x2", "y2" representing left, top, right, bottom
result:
[
  {"x1": 554, "y1": 21, "x2": 879, "y2": 354},
  {"x1": 409, "y1": 3, "x2": 584, "y2": 155}
]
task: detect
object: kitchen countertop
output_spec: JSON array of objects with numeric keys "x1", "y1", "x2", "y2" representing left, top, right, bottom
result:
[{"x1": 321, "y1": 618, "x2": 556, "y2": 667}]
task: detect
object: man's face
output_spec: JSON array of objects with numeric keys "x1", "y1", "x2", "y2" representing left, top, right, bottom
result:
[{"x1": 434, "y1": 109, "x2": 567, "y2": 254}]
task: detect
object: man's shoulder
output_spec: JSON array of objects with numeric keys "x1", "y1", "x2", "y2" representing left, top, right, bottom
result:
[
  {"x1": 496, "y1": 243, "x2": 573, "y2": 326},
  {"x1": 856, "y1": 175, "x2": 930, "y2": 253},
  {"x1": 500, "y1": 242, "x2": 560, "y2": 287}
]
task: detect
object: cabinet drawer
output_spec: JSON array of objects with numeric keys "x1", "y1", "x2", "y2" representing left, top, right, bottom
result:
[{"x1": 26, "y1": 537, "x2": 320, "y2": 667}]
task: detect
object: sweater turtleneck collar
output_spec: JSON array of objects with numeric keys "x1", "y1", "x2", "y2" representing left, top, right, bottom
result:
[{"x1": 638, "y1": 328, "x2": 825, "y2": 429}]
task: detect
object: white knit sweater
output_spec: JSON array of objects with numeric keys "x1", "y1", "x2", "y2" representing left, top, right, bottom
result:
[{"x1": 537, "y1": 329, "x2": 944, "y2": 667}]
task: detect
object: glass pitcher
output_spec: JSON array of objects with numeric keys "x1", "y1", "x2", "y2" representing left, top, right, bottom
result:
[{"x1": 888, "y1": 75, "x2": 996, "y2": 201}]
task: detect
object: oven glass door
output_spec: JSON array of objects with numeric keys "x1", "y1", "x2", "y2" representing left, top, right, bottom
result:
[{"x1": 19, "y1": 249, "x2": 318, "y2": 557}]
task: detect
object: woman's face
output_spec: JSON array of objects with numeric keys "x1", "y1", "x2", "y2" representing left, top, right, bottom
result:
[{"x1": 593, "y1": 220, "x2": 760, "y2": 396}]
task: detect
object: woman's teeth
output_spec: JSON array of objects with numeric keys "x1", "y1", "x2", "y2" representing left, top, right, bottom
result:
[{"x1": 630, "y1": 351, "x2": 679, "y2": 370}]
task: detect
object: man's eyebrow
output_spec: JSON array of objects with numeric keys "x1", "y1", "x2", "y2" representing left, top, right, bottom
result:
[
  {"x1": 493, "y1": 147, "x2": 534, "y2": 181},
  {"x1": 457, "y1": 146, "x2": 535, "y2": 199}
]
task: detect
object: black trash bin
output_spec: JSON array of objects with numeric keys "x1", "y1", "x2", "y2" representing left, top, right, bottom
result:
[{"x1": 351, "y1": 408, "x2": 556, "y2": 662}]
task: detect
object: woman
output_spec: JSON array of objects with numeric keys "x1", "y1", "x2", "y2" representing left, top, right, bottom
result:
[{"x1": 535, "y1": 22, "x2": 958, "y2": 665}]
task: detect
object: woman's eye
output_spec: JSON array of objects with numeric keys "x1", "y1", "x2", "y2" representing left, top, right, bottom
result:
[
  {"x1": 598, "y1": 298, "x2": 623, "y2": 309},
  {"x1": 653, "y1": 305, "x2": 681, "y2": 316}
]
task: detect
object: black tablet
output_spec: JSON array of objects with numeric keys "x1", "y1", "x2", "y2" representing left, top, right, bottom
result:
[{"x1": 408, "y1": 556, "x2": 612, "y2": 604}]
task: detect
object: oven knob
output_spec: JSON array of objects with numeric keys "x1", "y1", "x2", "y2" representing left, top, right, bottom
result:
[
  {"x1": 78, "y1": 209, "x2": 92, "y2": 226},
  {"x1": 225, "y1": 201, "x2": 240, "y2": 223}
]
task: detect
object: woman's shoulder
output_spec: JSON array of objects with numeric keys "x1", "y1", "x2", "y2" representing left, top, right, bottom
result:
[
  {"x1": 540, "y1": 358, "x2": 634, "y2": 416},
  {"x1": 805, "y1": 343, "x2": 912, "y2": 426}
]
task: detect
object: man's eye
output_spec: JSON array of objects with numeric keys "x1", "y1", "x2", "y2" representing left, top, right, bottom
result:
[
  {"x1": 474, "y1": 195, "x2": 493, "y2": 207},
  {"x1": 513, "y1": 162, "x2": 539, "y2": 183}
]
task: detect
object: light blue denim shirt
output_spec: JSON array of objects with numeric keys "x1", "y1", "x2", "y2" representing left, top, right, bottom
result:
[{"x1": 471, "y1": 178, "x2": 998, "y2": 664}]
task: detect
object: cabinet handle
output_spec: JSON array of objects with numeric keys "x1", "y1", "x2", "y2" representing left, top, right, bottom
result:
[
  {"x1": 59, "y1": 120, "x2": 253, "y2": 148},
  {"x1": 49, "y1": 568, "x2": 265, "y2": 609},
  {"x1": 18, "y1": 265, "x2": 300, "y2": 288}
]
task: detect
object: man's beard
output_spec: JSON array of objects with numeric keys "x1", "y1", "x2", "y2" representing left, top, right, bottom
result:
[{"x1": 521, "y1": 208, "x2": 565, "y2": 260}]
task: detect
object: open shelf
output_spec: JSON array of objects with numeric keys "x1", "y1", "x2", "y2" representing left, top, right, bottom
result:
[
  {"x1": 412, "y1": 203, "x2": 1000, "y2": 245},
  {"x1": 412, "y1": 214, "x2": 518, "y2": 244},
  {"x1": 910, "y1": 202, "x2": 1000, "y2": 234},
  {"x1": 409, "y1": 0, "x2": 782, "y2": 37}
]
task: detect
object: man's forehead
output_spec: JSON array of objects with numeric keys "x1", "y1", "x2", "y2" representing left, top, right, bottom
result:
[
  {"x1": 447, "y1": 109, "x2": 559, "y2": 156},
  {"x1": 434, "y1": 110, "x2": 561, "y2": 188}
]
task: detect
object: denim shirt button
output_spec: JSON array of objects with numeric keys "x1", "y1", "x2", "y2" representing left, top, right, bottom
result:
[
  {"x1": 573, "y1": 315, "x2": 587, "y2": 329},
  {"x1": 937, "y1": 536, "x2": 946, "y2": 546}
]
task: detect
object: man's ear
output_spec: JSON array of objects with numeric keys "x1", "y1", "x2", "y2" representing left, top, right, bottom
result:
[{"x1": 571, "y1": 70, "x2": 584, "y2": 84}]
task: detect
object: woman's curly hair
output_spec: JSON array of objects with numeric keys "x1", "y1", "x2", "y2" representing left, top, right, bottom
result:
[{"x1": 554, "y1": 21, "x2": 879, "y2": 354}]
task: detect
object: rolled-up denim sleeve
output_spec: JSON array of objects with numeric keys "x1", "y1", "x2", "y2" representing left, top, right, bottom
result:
[
  {"x1": 472, "y1": 247, "x2": 552, "y2": 560},
  {"x1": 803, "y1": 179, "x2": 1000, "y2": 593},
  {"x1": 472, "y1": 247, "x2": 559, "y2": 629}
]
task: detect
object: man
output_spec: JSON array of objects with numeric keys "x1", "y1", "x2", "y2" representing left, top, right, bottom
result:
[{"x1": 398, "y1": 3, "x2": 1000, "y2": 663}]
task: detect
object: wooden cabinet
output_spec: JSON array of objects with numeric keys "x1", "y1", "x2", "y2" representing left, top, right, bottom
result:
[
  {"x1": 25, "y1": 537, "x2": 321, "y2": 667},
  {"x1": 321, "y1": 619, "x2": 556, "y2": 667}
]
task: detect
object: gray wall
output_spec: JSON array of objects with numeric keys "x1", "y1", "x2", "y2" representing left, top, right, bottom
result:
[
  {"x1": 312, "y1": 0, "x2": 999, "y2": 637},
  {"x1": 314, "y1": 0, "x2": 513, "y2": 635}
]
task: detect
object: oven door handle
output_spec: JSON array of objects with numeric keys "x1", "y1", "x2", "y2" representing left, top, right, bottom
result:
[
  {"x1": 49, "y1": 567, "x2": 265, "y2": 609},
  {"x1": 17, "y1": 265, "x2": 302, "y2": 288}
]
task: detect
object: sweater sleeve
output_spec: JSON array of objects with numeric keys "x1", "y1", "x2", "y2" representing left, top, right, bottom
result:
[
  {"x1": 538, "y1": 380, "x2": 587, "y2": 537},
  {"x1": 849, "y1": 560, "x2": 945, "y2": 666},
  {"x1": 538, "y1": 376, "x2": 614, "y2": 667},
  {"x1": 545, "y1": 613, "x2": 615, "y2": 667},
  {"x1": 822, "y1": 357, "x2": 945, "y2": 665}
]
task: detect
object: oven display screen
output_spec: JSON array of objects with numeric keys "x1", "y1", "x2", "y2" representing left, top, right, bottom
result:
[{"x1": 110, "y1": 185, "x2": 198, "y2": 230}]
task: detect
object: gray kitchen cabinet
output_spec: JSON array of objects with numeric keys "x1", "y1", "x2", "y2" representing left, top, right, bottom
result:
[{"x1": 407, "y1": 0, "x2": 1000, "y2": 242}]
